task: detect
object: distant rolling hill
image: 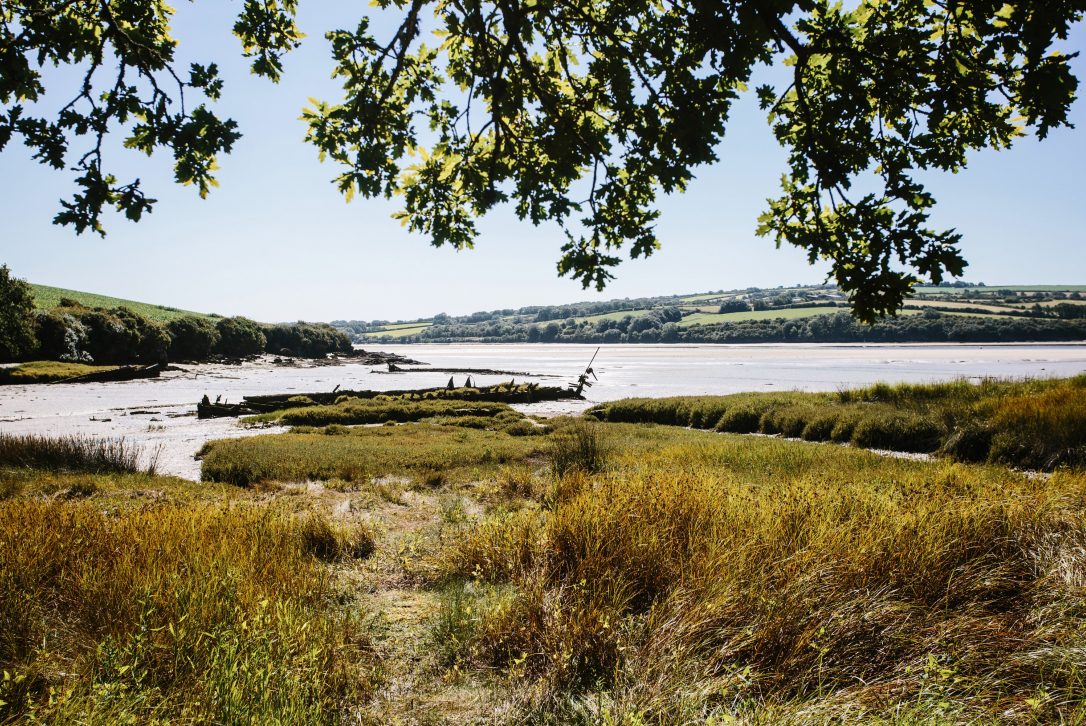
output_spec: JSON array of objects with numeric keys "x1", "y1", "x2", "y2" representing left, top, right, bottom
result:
[
  {"x1": 334, "y1": 283, "x2": 1086, "y2": 344},
  {"x1": 31, "y1": 284, "x2": 216, "y2": 323}
]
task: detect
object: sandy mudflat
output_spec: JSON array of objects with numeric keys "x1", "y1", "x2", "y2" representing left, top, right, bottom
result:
[{"x1": 2, "y1": 344, "x2": 1084, "y2": 479}]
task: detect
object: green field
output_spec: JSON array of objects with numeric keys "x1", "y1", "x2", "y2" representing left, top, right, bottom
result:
[
  {"x1": 31, "y1": 284, "x2": 214, "y2": 322},
  {"x1": 903, "y1": 299, "x2": 1014, "y2": 313},
  {"x1": 680, "y1": 305, "x2": 848, "y2": 326},
  {"x1": 367, "y1": 322, "x2": 433, "y2": 338},
  {"x1": 914, "y1": 284, "x2": 1086, "y2": 295},
  {"x1": 677, "y1": 292, "x2": 729, "y2": 303},
  {"x1": 571, "y1": 308, "x2": 654, "y2": 324}
]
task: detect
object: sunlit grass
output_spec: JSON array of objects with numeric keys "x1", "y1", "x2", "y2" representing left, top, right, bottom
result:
[
  {"x1": 591, "y1": 375, "x2": 1086, "y2": 469},
  {"x1": 30, "y1": 283, "x2": 211, "y2": 322},
  {"x1": 0, "y1": 493, "x2": 375, "y2": 722},
  {"x1": 435, "y1": 433, "x2": 1086, "y2": 722},
  {"x1": 199, "y1": 423, "x2": 550, "y2": 486}
]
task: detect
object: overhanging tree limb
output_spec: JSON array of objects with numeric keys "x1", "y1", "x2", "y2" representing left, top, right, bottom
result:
[{"x1": 2, "y1": 0, "x2": 1083, "y2": 321}]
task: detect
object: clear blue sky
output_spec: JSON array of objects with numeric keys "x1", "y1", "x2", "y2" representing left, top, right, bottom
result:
[{"x1": 2, "y1": 5, "x2": 1084, "y2": 323}]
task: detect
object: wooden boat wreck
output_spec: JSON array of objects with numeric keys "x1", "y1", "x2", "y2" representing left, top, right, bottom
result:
[
  {"x1": 197, "y1": 349, "x2": 602, "y2": 420},
  {"x1": 197, "y1": 381, "x2": 582, "y2": 419}
]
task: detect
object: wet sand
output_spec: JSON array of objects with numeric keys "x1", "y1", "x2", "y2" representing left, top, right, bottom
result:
[{"x1": 2, "y1": 343, "x2": 1083, "y2": 480}]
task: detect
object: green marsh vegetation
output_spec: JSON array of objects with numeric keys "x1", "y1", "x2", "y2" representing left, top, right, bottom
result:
[
  {"x1": 241, "y1": 386, "x2": 562, "y2": 428},
  {"x1": 199, "y1": 421, "x2": 549, "y2": 487},
  {"x1": 0, "y1": 361, "x2": 119, "y2": 385},
  {"x1": 590, "y1": 375, "x2": 1086, "y2": 470},
  {"x1": 196, "y1": 405, "x2": 1086, "y2": 722},
  {"x1": 245, "y1": 397, "x2": 514, "y2": 427},
  {"x1": 0, "y1": 433, "x2": 154, "y2": 475}
]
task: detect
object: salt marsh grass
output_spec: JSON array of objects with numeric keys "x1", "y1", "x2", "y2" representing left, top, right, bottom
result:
[
  {"x1": 0, "y1": 433, "x2": 158, "y2": 474},
  {"x1": 200, "y1": 423, "x2": 547, "y2": 486},
  {"x1": 0, "y1": 361, "x2": 117, "y2": 385},
  {"x1": 7, "y1": 376, "x2": 1086, "y2": 722},
  {"x1": 590, "y1": 374, "x2": 1086, "y2": 469},
  {"x1": 245, "y1": 396, "x2": 514, "y2": 426},
  {"x1": 0, "y1": 499, "x2": 372, "y2": 722},
  {"x1": 436, "y1": 435, "x2": 1086, "y2": 722}
]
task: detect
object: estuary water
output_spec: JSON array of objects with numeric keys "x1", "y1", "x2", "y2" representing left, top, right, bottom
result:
[{"x1": 2, "y1": 342, "x2": 1084, "y2": 480}]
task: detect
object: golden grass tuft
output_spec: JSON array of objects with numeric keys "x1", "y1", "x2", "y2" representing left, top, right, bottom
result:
[{"x1": 0, "y1": 433, "x2": 157, "y2": 474}]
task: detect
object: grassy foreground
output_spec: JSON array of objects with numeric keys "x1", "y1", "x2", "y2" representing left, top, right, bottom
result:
[
  {"x1": 5, "y1": 379, "x2": 1086, "y2": 722},
  {"x1": 436, "y1": 433, "x2": 1086, "y2": 722},
  {"x1": 0, "y1": 435, "x2": 378, "y2": 723}
]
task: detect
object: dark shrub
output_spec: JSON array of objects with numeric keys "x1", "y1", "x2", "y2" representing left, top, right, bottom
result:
[
  {"x1": 264, "y1": 322, "x2": 352, "y2": 358},
  {"x1": 759, "y1": 405, "x2": 815, "y2": 437},
  {"x1": 687, "y1": 400, "x2": 732, "y2": 429},
  {"x1": 800, "y1": 412, "x2": 838, "y2": 441},
  {"x1": 0, "y1": 265, "x2": 37, "y2": 362},
  {"x1": 942, "y1": 423, "x2": 994, "y2": 463},
  {"x1": 80, "y1": 308, "x2": 141, "y2": 363},
  {"x1": 215, "y1": 316, "x2": 266, "y2": 357},
  {"x1": 167, "y1": 316, "x2": 220, "y2": 361},
  {"x1": 829, "y1": 417, "x2": 858, "y2": 443},
  {"x1": 35, "y1": 305, "x2": 166, "y2": 364}
]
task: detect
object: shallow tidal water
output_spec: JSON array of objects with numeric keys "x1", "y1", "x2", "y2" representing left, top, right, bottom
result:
[{"x1": 2, "y1": 342, "x2": 1084, "y2": 480}]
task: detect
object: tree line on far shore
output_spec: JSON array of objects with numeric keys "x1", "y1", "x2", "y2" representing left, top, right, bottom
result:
[
  {"x1": 0, "y1": 266, "x2": 351, "y2": 364},
  {"x1": 382, "y1": 309, "x2": 1086, "y2": 345}
]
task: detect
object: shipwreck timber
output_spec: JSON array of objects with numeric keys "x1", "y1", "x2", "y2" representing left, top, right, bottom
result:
[{"x1": 197, "y1": 381, "x2": 581, "y2": 419}]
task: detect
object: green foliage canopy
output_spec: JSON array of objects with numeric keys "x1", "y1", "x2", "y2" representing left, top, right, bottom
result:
[
  {"x1": 0, "y1": 265, "x2": 37, "y2": 361},
  {"x1": 167, "y1": 315, "x2": 220, "y2": 361},
  {"x1": 34, "y1": 301, "x2": 170, "y2": 364},
  {"x1": 3, "y1": 1, "x2": 1083, "y2": 320},
  {"x1": 264, "y1": 322, "x2": 353, "y2": 358},
  {"x1": 214, "y1": 316, "x2": 267, "y2": 358}
]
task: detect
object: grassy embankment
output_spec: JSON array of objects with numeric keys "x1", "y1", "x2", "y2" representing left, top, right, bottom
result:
[
  {"x1": 7, "y1": 377, "x2": 1086, "y2": 722},
  {"x1": 30, "y1": 283, "x2": 213, "y2": 323},
  {"x1": 590, "y1": 374, "x2": 1086, "y2": 470},
  {"x1": 0, "y1": 361, "x2": 120, "y2": 385}
]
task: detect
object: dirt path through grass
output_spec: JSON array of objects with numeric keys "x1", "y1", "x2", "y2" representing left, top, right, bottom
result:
[{"x1": 336, "y1": 482, "x2": 499, "y2": 724}]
